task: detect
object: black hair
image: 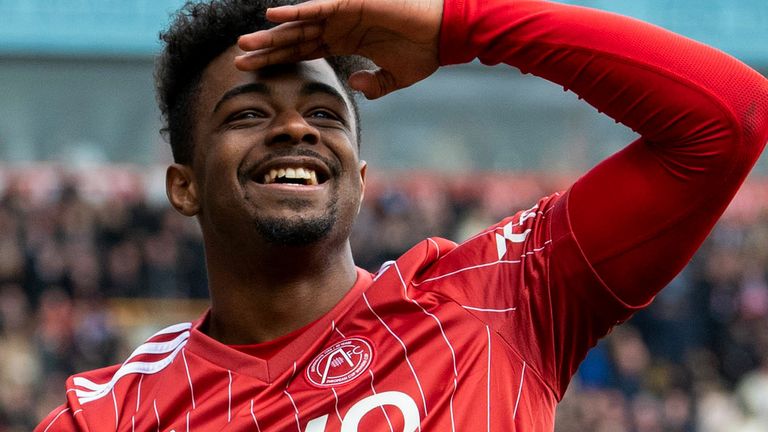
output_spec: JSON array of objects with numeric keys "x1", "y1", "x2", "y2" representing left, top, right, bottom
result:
[{"x1": 156, "y1": 0, "x2": 370, "y2": 164}]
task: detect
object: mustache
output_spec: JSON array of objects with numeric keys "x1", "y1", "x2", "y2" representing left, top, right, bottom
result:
[{"x1": 238, "y1": 148, "x2": 342, "y2": 181}]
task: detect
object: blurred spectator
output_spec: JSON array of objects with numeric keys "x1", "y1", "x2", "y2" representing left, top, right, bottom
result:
[{"x1": 737, "y1": 359, "x2": 768, "y2": 430}]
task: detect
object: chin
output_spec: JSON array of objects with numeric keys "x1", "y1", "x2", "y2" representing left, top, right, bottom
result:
[{"x1": 253, "y1": 213, "x2": 337, "y2": 246}]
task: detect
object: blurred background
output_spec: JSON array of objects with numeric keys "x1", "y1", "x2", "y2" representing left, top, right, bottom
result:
[{"x1": 0, "y1": 0, "x2": 766, "y2": 430}]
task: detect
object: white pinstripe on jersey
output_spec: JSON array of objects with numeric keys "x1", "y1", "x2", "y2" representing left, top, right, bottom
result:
[
  {"x1": 153, "y1": 399, "x2": 160, "y2": 432},
  {"x1": 412, "y1": 259, "x2": 523, "y2": 286},
  {"x1": 227, "y1": 370, "x2": 233, "y2": 423},
  {"x1": 426, "y1": 238, "x2": 442, "y2": 260},
  {"x1": 331, "y1": 320, "x2": 346, "y2": 338},
  {"x1": 284, "y1": 389, "x2": 302, "y2": 432},
  {"x1": 42, "y1": 408, "x2": 70, "y2": 432},
  {"x1": 362, "y1": 292, "x2": 428, "y2": 421},
  {"x1": 331, "y1": 388, "x2": 343, "y2": 423},
  {"x1": 394, "y1": 262, "x2": 457, "y2": 431},
  {"x1": 368, "y1": 370, "x2": 395, "y2": 432},
  {"x1": 181, "y1": 349, "x2": 196, "y2": 409},
  {"x1": 285, "y1": 361, "x2": 302, "y2": 431},
  {"x1": 461, "y1": 306, "x2": 517, "y2": 313},
  {"x1": 486, "y1": 325, "x2": 492, "y2": 432},
  {"x1": 288, "y1": 361, "x2": 298, "y2": 388},
  {"x1": 413, "y1": 226, "x2": 552, "y2": 290},
  {"x1": 250, "y1": 399, "x2": 262, "y2": 432},
  {"x1": 513, "y1": 361, "x2": 527, "y2": 420},
  {"x1": 111, "y1": 390, "x2": 119, "y2": 430},
  {"x1": 136, "y1": 374, "x2": 143, "y2": 412}
]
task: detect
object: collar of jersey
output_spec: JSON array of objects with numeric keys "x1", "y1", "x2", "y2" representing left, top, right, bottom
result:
[{"x1": 183, "y1": 267, "x2": 374, "y2": 383}]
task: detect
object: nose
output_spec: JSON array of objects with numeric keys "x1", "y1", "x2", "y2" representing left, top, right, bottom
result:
[{"x1": 265, "y1": 111, "x2": 319, "y2": 146}]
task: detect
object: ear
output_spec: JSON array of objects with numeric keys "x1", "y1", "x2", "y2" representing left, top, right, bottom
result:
[
  {"x1": 357, "y1": 160, "x2": 367, "y2": 213},
  {"x1": 166, "y1": 164, "x2": 200, "y2": 216}
]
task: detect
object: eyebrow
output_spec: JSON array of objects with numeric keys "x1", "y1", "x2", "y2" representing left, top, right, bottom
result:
[
  {"x1": 211, "y1": 80, "x2": 351, "y2": 115},
  {"x1": 300, "y1": 82, "x2": 349, "y2": 111},
  {"x1": 212, "y1": 82, "x2": 270, "y2": 113}
]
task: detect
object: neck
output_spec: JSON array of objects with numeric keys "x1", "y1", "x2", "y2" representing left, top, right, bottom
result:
[{"x1": 203, "y1": 238, "x2": 358, "y2": 345}]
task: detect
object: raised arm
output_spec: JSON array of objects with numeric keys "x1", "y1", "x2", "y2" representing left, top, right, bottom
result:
[
  {"x1": 439, "y1": 0, "x2": 768, "y2": 304},
  {"x1": 238, "y1": 0, "x2": 768, "y2": 305}
]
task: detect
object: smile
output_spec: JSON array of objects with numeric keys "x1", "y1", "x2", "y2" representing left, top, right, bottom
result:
[
  {"x1": 250, "y1": 156, "x2": 333, "y2": 188},
  {"x1": 263, "y1": 166, "x2": 319, "y2": 186}
]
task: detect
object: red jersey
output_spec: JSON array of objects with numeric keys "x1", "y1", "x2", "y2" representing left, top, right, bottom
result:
[
  {"x1": 37, "y1": 0, "x2": 768, "y2": 430},
  {"x1": 35, "y1": 197, "x2": 610, "y2": 431}
]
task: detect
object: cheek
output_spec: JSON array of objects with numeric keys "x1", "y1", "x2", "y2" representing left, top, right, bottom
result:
[
  {"x1": 338, "y1": 177, "x2": 364, "y2": 214},
  {"x1": 198, "y1": 143, "x2": 250, "y2": 205},
  {"x1": 207, "y1": 133, "x2": 253, "y2": 176}
]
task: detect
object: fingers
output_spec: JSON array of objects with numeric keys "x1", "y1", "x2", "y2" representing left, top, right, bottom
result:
[
  {"x1": 348, "y1": 69, "x2": 399, "y2": 100},
  {"x1": 238, "y1": 21, "x2": 323, "y2": 51},
  {"x1": 236, "y1": 21, "x2": 326, "y2": 70},
  {"x1": 265, "y1": 0, "x2": 340, "y2": 23},
  {"x1": 235, "y1": 39, "x2": 330, "y2": 71}
]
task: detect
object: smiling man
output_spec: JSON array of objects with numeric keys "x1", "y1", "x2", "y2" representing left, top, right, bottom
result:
[
  {"x1": 165, "y1": 50, "x2": 370, "y2": 345},
  {"x1": 36, "y1": 0, "x2": 768, "y2": 431}
]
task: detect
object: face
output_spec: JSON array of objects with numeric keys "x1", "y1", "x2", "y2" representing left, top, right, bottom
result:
[{"x1": 167, "y1": 45, "x2": 366, "y2": 248}]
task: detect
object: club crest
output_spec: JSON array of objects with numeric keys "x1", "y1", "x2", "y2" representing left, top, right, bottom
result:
[{"x1": 306, "y1": 337, "x2": 374, "y2": 388}]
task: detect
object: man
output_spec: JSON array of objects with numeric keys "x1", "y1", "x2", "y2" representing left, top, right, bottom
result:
[{"x1": 37, "y1": 0, "x2": 767, "y2": 430}]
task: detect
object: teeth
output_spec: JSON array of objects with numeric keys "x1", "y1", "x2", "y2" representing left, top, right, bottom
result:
[{"x1": 262, "y1": 167, "x2": 319, "y2": 185}]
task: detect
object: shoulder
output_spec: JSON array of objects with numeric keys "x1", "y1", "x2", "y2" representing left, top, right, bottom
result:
[
  {"x1": 37, "y1": 322, "x2": 194, "y2": 431},
  {"x1": 35, "y1": 405, "x2": 78, "y2": 432},
  {"x1": 68, "y1": 322, "x2": 193, "y2": 405},
  {"x1": 373, "y1": 192, "x2": 565, "y2": 303},
  {"x1": 426, "y1": 191, "x2": 565, "y2": 270}
]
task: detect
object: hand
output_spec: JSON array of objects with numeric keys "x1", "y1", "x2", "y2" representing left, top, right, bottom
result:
[{"x1": 235, "y1": 0, "x2": 444, "y2": 99}]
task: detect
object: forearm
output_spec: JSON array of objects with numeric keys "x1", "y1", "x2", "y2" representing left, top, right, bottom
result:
[{"x1": 440, "y1": 0, "x2": 768, "y2": 302}]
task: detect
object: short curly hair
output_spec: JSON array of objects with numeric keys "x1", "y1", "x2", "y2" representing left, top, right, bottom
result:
[{"x1": 156, "y1": 0, "x2": 370, "y2": 164}]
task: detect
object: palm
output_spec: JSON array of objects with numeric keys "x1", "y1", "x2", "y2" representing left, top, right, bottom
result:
[{"x1": 236, "y1": 0, "x2": 443, "y2": 99}]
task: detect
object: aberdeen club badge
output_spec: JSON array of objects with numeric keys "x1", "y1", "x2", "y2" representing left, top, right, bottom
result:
[{"x1": 306, "y1": 337, "x2": 374, "y2": 388}]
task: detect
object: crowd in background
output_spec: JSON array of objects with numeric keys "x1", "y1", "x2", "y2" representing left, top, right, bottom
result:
[{"x1": 0, "y1": 166, "x2": 766, "y2": 431}]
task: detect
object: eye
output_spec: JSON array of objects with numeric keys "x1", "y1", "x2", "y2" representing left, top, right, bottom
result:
[
  {"x1": 230, "y1": 110, "x2": 266, "y2": 121},
  {"x1": 223, "y1": 109, "x2": 268, "y2": 129},
  {"x1": 307, "y1": 109, "x2": 341, "y2": 121}
]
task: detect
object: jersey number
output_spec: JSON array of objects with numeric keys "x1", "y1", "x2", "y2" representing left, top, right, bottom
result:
[{"x1": 305, "y1": 391, "x2": 420, "y2": 432}]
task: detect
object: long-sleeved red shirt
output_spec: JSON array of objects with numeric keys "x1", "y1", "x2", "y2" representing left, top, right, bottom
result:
[
  {"x1": 37, "y1": 0, "x2": 768, "y2": 431},
  {"x1": 440, "y1": 0, "x2": 768, "y2": 395}
]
